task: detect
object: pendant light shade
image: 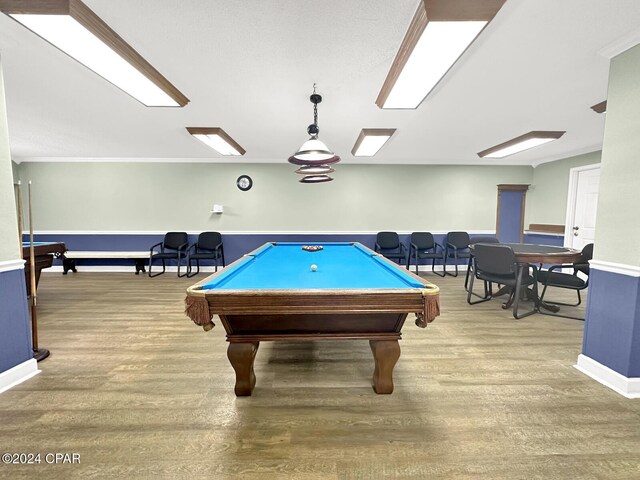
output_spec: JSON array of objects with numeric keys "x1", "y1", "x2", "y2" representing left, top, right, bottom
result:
[
  {"x1": 288, "y1": 152, "x2": 341, "y2": 166},
  {"x1": 299, "y1": 175, "x2": 334, "y2": 183},
  {"x1": 288, "y1": 84, "x2": 340, "y2": 179},
  {"x1": 294, "y1": 165, "x2": 336, "y2": 175},
  {"x1": 292, "y1": 138, "x2": 335, "y2": 162}
]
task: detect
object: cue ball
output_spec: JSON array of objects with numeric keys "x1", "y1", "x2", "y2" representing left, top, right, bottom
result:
[{"x1": 310, "y1": 264, "x2": 318, "y2": 272}]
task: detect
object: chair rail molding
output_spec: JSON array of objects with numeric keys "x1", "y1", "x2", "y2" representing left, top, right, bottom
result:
[
  {"x1": 589, "y1": 260, "x2": 640, "y2": 277},
  {"x1": 0, "y1": 259, "x2": 26, "y2": 273}
]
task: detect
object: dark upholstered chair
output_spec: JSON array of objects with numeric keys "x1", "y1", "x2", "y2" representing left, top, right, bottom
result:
[
  {"x1": 187, "y1": 232, "x2": 225, "y2": 277},
  {"x1": 470, "y1": 236, "x2": 500, "y2": 244},
  {"x1": 444, "y1": 231, "x2": 471, "y2": 277},
  {"x1": 375, "y1": 231, "x2": 407, "y2": 267},
  {"x1": 149, "y1": 232, "x2": 189, "y2": 277},
  {"x1": 466, "y1": 236, "x2": 501, "y2": 290},
  {"x1": 408, "y1": 232, "x2": 445, "y2": 276},
  {"x1": 467, "y1": 243, "x2": 538, "y2": 319},
  {"x1": 537, "y1": 243, "x2": 593, "y2": 320}
]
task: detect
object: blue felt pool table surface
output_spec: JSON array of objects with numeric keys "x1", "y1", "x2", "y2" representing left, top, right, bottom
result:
[{"x1": 200, "y1": 242, "x2": 424, "y2": 290}]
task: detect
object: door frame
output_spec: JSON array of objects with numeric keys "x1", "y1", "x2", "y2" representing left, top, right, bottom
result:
[{"x1": 563, "y1": 163, "x2": 601, "y2": 248}]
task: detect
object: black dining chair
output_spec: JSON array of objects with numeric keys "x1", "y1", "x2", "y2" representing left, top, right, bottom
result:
[
  {"x1": 187, "y1": 232, "x2": 226, "y2": 277},
  {"x1": 148, "y1": 232, "x2": 189, "y2": 278},
  {"x1": 374, "y1": 231, "x2": 408, "y2": 267},
  {"x1": 466, "y1": 236, "x2": 500, "y2": 291},
  {"x1": 467, "y1": 243, "x2": 538, "y2": 319},
  {"x1": 537, "y1": 243, "x2": 593, "y2": 320},
  {"x1": 444, "y1": 231, "x2": 471, "y2": 277},
  {"x1": 408, "y1": 232, "x2": 445, "y2": 276}
]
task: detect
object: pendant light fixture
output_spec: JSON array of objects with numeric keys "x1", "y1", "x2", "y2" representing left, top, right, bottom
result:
[
  {"x1": 288, "y1": 84, "x2": 340, "y2": 182},
  {"x1": 294, "y1": 165, "x2": 336, "y2": 175}
]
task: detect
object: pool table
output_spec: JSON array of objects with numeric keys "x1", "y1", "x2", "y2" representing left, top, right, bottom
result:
[
  {"x1": 22, "y1": 241, "x2": 66, "y2": 296},
  {"x1": 185, "y1": 242, "x2": 440, "y2": 396}
]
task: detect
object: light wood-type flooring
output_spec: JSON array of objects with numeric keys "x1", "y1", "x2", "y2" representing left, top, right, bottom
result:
[{"x1": 1, "y1": 271, "x2": 639, "y2": 479}]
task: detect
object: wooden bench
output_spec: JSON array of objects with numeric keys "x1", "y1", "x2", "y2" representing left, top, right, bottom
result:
[{"x1": 62, "y1": 251, "x2": 151, "y2": 275}]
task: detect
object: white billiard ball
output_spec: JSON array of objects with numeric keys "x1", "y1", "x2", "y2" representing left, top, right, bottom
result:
[{"x1": 310, "y1": 264, "x2": 318, "y2": 272}]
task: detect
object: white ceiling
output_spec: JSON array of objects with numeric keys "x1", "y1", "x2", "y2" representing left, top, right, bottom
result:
[{"x1": 1, "y1": 0, "x2": 640, "y2": 166}]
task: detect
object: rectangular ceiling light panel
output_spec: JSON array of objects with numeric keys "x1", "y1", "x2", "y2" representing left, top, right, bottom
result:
[
  {"x1": 2, "y1": 1, "x2": 189, "y2": 107},
  {"x1": 377, "y1": 0, "x2": 505, "y2": 109},
  {"x1": 187, "y1": 128, "x2": 246, "y2": 156},
  {"x1": 478, "y1": 131, "x2": 565, "y2": 158},
  {"x1": 351, "y1": 129, "x2": 396, "y2": 157},
  {"x1": 382, "y1": 21, "x2": 486, "y2": 109}
]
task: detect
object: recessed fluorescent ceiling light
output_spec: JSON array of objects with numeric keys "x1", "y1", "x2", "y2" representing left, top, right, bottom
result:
[
  {"x1": 351, "y1": 129, "x2": 396, "y2": 157},
  {"x1": 478, "y1": 131, "x2": 566, "y2": 159},
  {"x1": 3, "y1": 1, "x2": 188, "y2": 107},
  {"x1": 383, "y1": 22, "x2": 485, "y2": 109},
  {"x1": 187, "y1": 128, "x2": 246, "y2": 156},
  {"x1": 377, "y1": 0, "x2": 505, "y2": 109}
]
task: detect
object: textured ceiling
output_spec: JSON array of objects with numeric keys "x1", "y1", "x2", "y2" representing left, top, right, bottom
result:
[{"x1": 1, "y1": 0, "x2": 640, "y2": 166}]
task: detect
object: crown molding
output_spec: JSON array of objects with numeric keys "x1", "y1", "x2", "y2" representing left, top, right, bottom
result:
[{"x1": 598, "y1": 26, "x2": 640, "y2": 59}]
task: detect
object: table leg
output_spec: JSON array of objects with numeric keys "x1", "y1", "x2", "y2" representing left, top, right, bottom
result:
[
  {"x1": 227, "y1": 342, "x2": 259, "y2": 396},
  {"x1": 535, "y1": 296, "x2": 560, "y2": 313},
  {"x1": 134, "y1": 259, "x2": 146, "y2": 274},
  {"x1": 493, "y1": 285, "x2": 510, "y2": 297},
  {"x1": 369, "y1": 340, "x2": 401, "y2": 394},
  {"x1": 62, "y1": 255, "x2": 76, "y2": 274}
]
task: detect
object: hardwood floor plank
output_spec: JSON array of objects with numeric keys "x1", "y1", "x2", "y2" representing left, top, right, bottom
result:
[{"x1": 0, "y1": 272, "x2": 638, "y2": 479}]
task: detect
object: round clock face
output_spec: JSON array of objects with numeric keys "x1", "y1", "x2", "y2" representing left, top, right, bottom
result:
[{"x1": 236, "y1": 175, "x2": 253, "y2": 191}]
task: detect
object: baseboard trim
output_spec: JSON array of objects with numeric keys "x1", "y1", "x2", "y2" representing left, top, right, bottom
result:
[
  {"x1": 575, "y1": 354, "x2": 640, "y2": 399},
  {"x1": 0, "y1": 359, "x2": 40, "y2": 394}
]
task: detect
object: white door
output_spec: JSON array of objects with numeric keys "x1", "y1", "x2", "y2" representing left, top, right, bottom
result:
[{"x1": 568, "y1": 167, "x2": 600, "y2": 250}]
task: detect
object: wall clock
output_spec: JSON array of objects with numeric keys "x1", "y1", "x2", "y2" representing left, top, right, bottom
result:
[{"x1": 236, "y1": 175, "x2": 253, "y2": 191}]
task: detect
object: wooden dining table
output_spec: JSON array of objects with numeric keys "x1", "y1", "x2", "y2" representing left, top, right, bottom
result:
[{"x1": 469, "y1": 243, "x2": 582, "y2": 312}]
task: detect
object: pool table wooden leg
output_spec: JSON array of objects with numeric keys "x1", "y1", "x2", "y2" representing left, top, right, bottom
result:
[
  {"x1": 369, "y1": 340, "x2": 401, "y2": 394},
  {"x1": 227, "y1": 341, "x2": 259, "y2": 396}
]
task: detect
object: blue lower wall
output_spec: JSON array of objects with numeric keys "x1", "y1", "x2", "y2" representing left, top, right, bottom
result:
[
  {"x1": 582, "y1": 268, "x2": 640, "y2": 378},
  {"x1": 25, "y1": 232, "x2": 567, "y2": 271},
  {"x1": 0, "y1": 267, "x2": 33, "y2": 373},
  {"x1": 26, "y1": 232, "x2": 506, "y2": 269},
  {"x1": 523, "y1": 233, "x2": 564, "y2": 246}
]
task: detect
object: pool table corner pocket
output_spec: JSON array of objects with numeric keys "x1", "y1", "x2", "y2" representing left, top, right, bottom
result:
[{"x1": 184, "y1": 296, "x2": 215, "y2": 331}]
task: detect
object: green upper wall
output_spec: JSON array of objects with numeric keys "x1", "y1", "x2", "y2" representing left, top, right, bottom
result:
[
  {"x1": 525, "y1": 151, "x2": 602, "y2": 228},
  {"x1": 17, "y1": 162, "x2": 532, "y2": 233},
  {"x1": 594, "y1": 43, "x2": 640, "y2": 266},
  {"x1": 0, "y1": 60, "x2": 20, "y2": 263},
  {"x1": 16, "y1": 153, "x2": 605, "y2": 236}
]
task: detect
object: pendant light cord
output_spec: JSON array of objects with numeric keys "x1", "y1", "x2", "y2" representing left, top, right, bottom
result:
[{"x1": 312, "y1": 84, "x2": 319, "y2": 132}]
